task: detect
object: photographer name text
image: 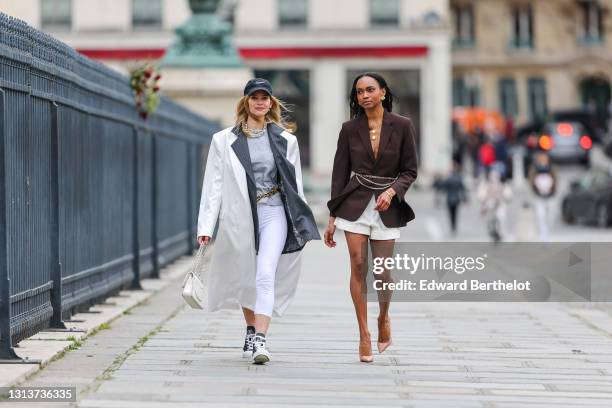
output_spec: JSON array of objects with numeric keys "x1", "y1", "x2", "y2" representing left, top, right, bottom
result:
[{"x1": 373, "y1": 279, "x2": 532, "y2": 292}]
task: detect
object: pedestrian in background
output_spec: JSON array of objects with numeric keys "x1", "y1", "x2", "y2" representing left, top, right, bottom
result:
[
  {"x1": 469, "y1": 125, "x2": 485, "y2": 178},
  {"x1": 478, "y1": 136, "x2": 496, "y2": 179},
  {"x1": 432, "y1": 173, "x2": 445, "y2": 209},
  {"x1": 196, "y1": 78, "x2": 320, "y2": 364},
  {"x1": 451, "y1": 120, "x2": 467, "y2": 170},
  {"x1": 325, "y1": 72, "x2": 418, "y2": 363},
  {"x1": 528, "y1": 151, "x2": 557, "y2": 241},
  {"x1": 440, "y1": 160, "x2": 467, "y2": 235},
  {"x1": 492, "y1": 132, "x2": 510, "y2": 181},
  {"x1": 477, "y1": 167, "x2": 512, "y2": 242}
]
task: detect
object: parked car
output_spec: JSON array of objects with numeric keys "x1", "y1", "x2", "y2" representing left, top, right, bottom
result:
[
  {"x1": 562, "y1": 167, "x2": 612, "y2": 228},
  {"x1": 550, "y1": 110, "x2": 604, "y2": 144},
  {"x1": 538, "y1": 121, "x2": 592, "y2": 167}
]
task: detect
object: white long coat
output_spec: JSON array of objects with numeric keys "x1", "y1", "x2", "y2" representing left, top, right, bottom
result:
[{"x1": 196, "y1": 125, "x2": 310, "y2": 317}]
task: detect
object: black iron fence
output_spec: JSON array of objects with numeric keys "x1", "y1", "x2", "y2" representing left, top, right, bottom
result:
[{"x1": 0, "y1": 14, "x2": 218, "y2": 360}]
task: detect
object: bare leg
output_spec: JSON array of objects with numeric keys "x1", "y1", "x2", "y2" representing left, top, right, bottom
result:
[
  {"x1": 255, "y1": 314, "x2": 271, "y2": 335},
  {"x1": 370, "y1": 239, "x2": 395, "y2": 353},
  {"x1": 243, "y1": 306, "x2": 272, "y2": 334},
  {"x1": 370, "y1": 239, "x2": 395, "y2": 319},
  {"x1": 344, "y1": 231, "x2": 373, "y2": 362},
  {"x1": 242, "y1": 307, "x2": 255, "y2": 327}
]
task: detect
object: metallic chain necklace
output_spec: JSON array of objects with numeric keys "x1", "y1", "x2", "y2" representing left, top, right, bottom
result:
[{"x1": 242, "y1": 122, "x2": 266, "y2": 137}]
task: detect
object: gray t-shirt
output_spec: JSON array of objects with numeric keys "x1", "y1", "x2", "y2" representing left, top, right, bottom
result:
[{"x1": 246, "y1": 128, "x2": 283, "y2": 206}]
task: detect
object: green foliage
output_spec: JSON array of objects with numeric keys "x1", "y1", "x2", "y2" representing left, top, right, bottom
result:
[
  {"x1": 129, "y1": 64, "x2": 162, "y2": 120},
  {"x1": 67, "y1": 335, "x2": 82, "y2": 350}
]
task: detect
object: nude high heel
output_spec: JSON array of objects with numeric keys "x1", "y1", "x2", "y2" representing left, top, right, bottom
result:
[
  {"x1": 377, "y1": 316, "x2": 392, "y2": 354},
  {"x1": 359, "y1": 335, "x2": 374, "y2": 363}
]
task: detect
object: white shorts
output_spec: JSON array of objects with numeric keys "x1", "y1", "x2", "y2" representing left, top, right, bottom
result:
[{"x1": 334, "y1": 194, "x2": 401, "y2": 240}]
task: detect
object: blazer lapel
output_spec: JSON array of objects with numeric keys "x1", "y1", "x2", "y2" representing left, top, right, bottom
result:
[
  {"x1": 375, "y1": 110, "x2": 394, "y2": 166},
  {"x1": 357, "y1": 115, "x2": 375, "y2": 162},
  {"x1": 266, "y1": 122, "x2": 288, "y2": 158},
  {"x1": 227, "y1": 129, "x2": 249, "y2": 203},
  {"x1": 230, "y1": 125, "x2": 256, "y2": 187}
]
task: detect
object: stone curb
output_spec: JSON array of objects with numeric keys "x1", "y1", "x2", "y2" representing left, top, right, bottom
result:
[{"x1": 0, "y1": 255, "x2": 194, "y2": 389}]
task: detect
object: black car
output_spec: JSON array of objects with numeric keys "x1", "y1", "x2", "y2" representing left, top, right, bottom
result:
[{"x1": 562, "y1": 167, "x2": 612, "y2": 228}]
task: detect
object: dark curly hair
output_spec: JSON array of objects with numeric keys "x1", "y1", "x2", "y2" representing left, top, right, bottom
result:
[{"x1": 349, "y1": 72, "x2": 396, "y2": 119}]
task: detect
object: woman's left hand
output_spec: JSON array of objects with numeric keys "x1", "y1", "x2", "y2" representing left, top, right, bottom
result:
[{"x1": 374, "y1": 188, "x2": 395, "y2": 211}]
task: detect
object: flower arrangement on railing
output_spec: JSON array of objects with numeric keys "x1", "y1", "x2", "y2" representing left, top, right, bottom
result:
[{"x1": 129, "y1": 64, "x2": 162, "y2": 120}]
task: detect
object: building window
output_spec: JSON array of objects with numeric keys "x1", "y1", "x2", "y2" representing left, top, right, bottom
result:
[
  {"x1": 499, "y1": 78, "x2": 518, "y2": 117},
  {"x1": 579, "y1": 0, "x2": 604, "y2": 44},
  {"x1": 511, "y1": 4, "x2": 533, "y2": 49},
  {"x1": 528, "y1": 78, "x2": 547, "y2": 122},
  {"x1": 423, "y1": 11, "x2": 442, "y2": 26},
  {"x1": 453, "y1": 77, "x2": 480, "y2": 107},
  {"x1": 279, "y1": 0, "x2": 308, "y2": 29},
  {"x1": 132, "y1": 0, "x2": 162, "y2": 30},
  {"x1": 370, "y1": 0, "x2": 400, "y2": 28},
  {"x1": 452, "y1": 3, "x2": 475, "y2": 47},
  {"x1": 40, "y1": 0, "x2": 72, "y2": 31}
]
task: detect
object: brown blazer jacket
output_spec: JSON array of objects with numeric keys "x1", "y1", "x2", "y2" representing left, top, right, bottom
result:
[{"x1": 327, "y1": 110, "x2": 418, "y2": 228}]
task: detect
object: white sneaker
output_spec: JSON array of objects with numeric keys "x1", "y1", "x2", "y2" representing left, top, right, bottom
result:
[
  {"x1": 242, "y1": 331, "x2": 255, "y2": 359},
  {"x1": 252, "y1": 333, "x2": 270, "y2": 364}
]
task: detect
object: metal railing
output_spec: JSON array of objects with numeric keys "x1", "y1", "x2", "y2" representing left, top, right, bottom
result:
[{"x1": 0, "y1": 13, "x2": 218, "y2": 360}]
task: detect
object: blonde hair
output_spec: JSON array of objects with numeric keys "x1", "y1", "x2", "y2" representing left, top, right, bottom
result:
[{"x1": 235, "y1": 94, "x2": 296, "y2": 134}]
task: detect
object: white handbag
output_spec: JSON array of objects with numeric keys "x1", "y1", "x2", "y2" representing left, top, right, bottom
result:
[{"x1": 181, "y1": 242, "x2": 211, "y2": 310}]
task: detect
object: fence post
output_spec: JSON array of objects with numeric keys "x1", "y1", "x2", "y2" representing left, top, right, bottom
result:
[
  {"x1": 186, "y1": 141, "x2": 194, "y2": 254},
  {"x1": 49, "y1": 102, "x2": 67, "y2": 329},
  {"x1": 151, "y1": 133, "x2": 160, "y2": 278},
  {"x1": 0, "y1": 88, "x2": 19, "y2": 360},
  {"x1": 131, "y1": 126, "x2": 142, "y2": 289}
]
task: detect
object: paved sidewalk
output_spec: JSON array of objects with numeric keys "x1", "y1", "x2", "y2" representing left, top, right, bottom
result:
[
  {"x1": 5, "y1": 184, "x2": 612, "y2": 407},
  {"x1": 6, "y1": 229, "x2": 612, "y2": 407}
]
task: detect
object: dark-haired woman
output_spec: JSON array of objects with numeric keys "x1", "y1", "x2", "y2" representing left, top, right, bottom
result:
[{"x1": 324, "y1": 73, "x2": 418, "y2": 363}]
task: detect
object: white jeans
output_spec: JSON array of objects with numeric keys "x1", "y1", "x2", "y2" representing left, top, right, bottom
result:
[{"x1": 254, "y1": 204, "x2": 288, "y2": 316}]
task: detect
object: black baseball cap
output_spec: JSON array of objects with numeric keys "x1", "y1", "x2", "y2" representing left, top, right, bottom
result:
[{"x1": 244, "y1": 78, "x2": 273, "y2": 97}]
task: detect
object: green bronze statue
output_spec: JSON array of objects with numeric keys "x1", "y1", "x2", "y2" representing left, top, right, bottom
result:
[
  {"x1": 189, "y1": 0, "x2": 220, "y2": 14},
  {"x1": 162, "y1": 0, "x2": 242, "y2": 67}
]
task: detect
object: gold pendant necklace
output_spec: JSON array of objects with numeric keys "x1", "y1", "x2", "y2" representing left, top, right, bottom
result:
[{"x1": 369, "y1": 119, "x2": 381, "y2": 141}]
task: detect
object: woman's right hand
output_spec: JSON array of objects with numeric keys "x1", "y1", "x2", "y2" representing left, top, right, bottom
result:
[
  {"x1": 324, "y1": 217, "x2": 337, "y2": 248},
  {"x1": 197, "y1": 236, "x2": 211, "y2": 246}
]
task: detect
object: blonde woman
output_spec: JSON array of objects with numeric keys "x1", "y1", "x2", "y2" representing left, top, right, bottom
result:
[{"x1": 196, "y1": 78, "x2": 320, "y2": 364}]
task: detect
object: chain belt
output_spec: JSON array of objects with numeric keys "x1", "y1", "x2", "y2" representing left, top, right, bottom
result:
[
  {"x1": 256, "y1": 185, "x2": 280, "y2": 203},
  {"x1": 353, "y1": 172, "x2": 398, "y2": 190}
]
